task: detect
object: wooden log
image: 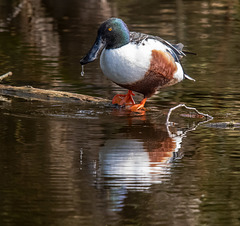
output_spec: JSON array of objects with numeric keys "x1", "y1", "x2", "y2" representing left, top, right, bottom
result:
[
  {"x1": 0, "y1": 72, "x2": 109, "y2": 104},
  {"x1": 0, "y1": 84, "x2": 110, "y2": 104}
]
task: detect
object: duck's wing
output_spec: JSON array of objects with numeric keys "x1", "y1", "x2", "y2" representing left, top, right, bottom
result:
[{"x1": 129, "y1": 31, "x2": 186, "y2": 60}]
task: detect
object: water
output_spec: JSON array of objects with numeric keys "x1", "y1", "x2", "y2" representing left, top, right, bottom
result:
[{"x1": 1, "y1": 0, "x2": 240, "y2": 225}]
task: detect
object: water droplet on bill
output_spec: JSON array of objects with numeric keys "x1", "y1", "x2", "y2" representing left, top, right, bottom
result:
[{"x1": 81, "y1": 65, "x2": 84, "y2": 76}]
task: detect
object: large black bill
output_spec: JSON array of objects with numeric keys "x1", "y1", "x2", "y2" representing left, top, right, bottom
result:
[{"x1": 80, "y1": 37, "x2": 106, "y2": 65}]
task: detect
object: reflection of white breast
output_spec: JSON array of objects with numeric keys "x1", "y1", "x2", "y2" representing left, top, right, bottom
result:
[
  {"x1": 97, "y1": 137, "x2": 183, "y2": 210},
  {"x1": 99, "y1": 139, "x2": 150, "y2": 178},
  {"x1": 100, "y1": 39, "x2": 171, "y2": 85},
  {"x1": 99, "y1": 139, "x2": 175, "y2": 190}
]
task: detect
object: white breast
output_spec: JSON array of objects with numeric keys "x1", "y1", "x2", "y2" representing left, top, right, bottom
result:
[{"x1": 100, "y1": 39, "x2": 170, "y2": 85}]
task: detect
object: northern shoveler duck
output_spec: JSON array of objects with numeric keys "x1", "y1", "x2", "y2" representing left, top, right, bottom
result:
[{"x1": 80, "y1": 18, "x2": 195, "y2": 111}]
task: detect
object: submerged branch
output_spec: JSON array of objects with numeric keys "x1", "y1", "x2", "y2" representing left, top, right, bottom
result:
[
  {"x1": 166, "y1": 103, "x2": 213, "y2": 125},
  {"x1": 165, "y1": 104, "x2": 214, "y2": 138}
]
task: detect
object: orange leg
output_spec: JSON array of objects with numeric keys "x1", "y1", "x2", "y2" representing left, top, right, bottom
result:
[
  {"x1": 130, "y1": 98, "x2": 147, "y2": 111},
  {"x1": 112, "y1": 90, "x2": 135, "y2": 106}
]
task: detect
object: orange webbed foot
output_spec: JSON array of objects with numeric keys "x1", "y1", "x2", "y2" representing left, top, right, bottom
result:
[
  {"x1": 112, "y1": 90, "x2": 135, "y2": 106},
  {"x1": 129, "y1": 98, "x2": 147, "y2": 111}
]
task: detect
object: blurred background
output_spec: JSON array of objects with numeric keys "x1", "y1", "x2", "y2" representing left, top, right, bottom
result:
[{"x1": 0, "y1": 0, "x2": 240, "y2": 225}]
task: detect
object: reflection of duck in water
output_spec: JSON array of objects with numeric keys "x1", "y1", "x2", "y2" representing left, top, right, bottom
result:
[
  {"x1": 80, "y1": 18, "x2": 194, "y2": 111},
  {"x1": 98, "y1": 121, "x2": 184, "y2": 190},
  {"x1": 96, "y1": 120, "x2": 185, "y2": 211}
]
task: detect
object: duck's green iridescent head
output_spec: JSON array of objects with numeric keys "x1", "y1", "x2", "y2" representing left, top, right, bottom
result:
[
  {"x1": 80, "y1": 18, "x2": 130, "y2": 65},
  {"x1": 99, "y1": 18, "x2": 130, "y2": 49}
]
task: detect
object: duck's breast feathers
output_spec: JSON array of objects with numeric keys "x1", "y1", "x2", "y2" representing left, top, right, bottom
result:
[{"x1": 100, "y1": 41, "x2": 153, "y2": 84}]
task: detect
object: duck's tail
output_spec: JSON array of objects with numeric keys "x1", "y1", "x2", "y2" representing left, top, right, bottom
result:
[
  {"x1": 173, "y1": 43, "x2": 196, "y2": 81},
  {"x1": 183, "y1": 50, "x2": 197, "y2": 55},
  {"x1": 173, "y1": 43, "x2": 197, "y2": 57}
]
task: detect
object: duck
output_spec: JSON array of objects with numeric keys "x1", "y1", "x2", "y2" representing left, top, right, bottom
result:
[{"x1": 80, "y1": 18, "x2": 195, "y2": 111}]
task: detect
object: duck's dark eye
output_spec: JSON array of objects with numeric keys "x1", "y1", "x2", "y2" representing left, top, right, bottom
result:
[{"x1": 108, "y1": 27, "x2": 112, "y2": 31}]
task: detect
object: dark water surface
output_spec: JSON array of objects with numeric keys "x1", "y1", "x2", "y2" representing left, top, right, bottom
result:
[{"x1": 1, "y1": 0, "x2": 240, "y2": 225}]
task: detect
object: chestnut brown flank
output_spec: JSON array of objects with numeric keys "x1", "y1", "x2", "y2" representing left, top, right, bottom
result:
[
  {"x1": 151, "y1": 50, "x2": 177, "y2": 80},
  {"x1": 117, "y1": 49, "x2": 178, "y2": 98}
]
